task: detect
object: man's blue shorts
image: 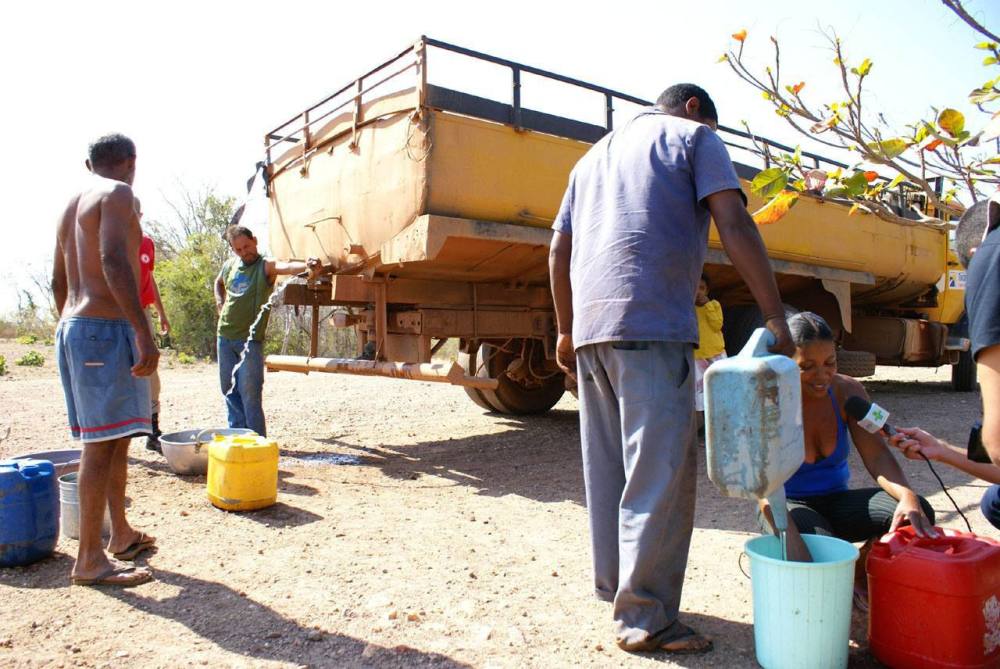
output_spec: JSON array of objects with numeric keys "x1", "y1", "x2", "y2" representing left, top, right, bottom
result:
[{"x1": 56, "y1": 317, "x2": 151, "y2": 443}]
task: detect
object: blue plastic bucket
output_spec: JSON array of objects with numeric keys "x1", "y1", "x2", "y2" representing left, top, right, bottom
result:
[{"x1": 744, "y1": 534, "x2": 859, "y2": 669}]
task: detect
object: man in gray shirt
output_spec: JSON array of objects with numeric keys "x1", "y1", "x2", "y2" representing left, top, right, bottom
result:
[{"x1": 549, "y1": 84, "x2": 793, "y2": 653}]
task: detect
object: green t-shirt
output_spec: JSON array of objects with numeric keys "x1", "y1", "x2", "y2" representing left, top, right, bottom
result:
[{"x1": 217, "y1": 256, "x2": 274, "y2": 342}]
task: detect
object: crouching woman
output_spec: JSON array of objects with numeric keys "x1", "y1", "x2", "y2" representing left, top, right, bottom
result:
[{"x1": 758, "y1": 313, "x2": 937, "y2": 574}]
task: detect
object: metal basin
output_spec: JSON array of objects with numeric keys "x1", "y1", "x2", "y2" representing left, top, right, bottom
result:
[
  {"x1": 160, "y1": 428, "x2": 255, "y2": 476},
  {"x1": 12, "y1": 449, "x2": 82, "y2": 478}
]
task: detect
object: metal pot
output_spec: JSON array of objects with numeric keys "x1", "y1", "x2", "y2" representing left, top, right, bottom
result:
[{"x1": 160, "y1": 428, "x2": 256, "y2": 476}]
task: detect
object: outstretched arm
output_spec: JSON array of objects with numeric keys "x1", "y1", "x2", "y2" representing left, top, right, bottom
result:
[
  {"x1": 891, "y1": 427, "x2": 1000, "y2": 483},
  {"x1": 265, "y1": 257, "x2": 323, "y2": 283},
  {"x1": 706, "y1": 190, "x2": 792, "y2": 356},
  {"x1": 842, "y1": 378, "x2": 936, "y2": 536},
  {"x1": 978, "y1": 346, "x2": 1000, "y2": 466}
]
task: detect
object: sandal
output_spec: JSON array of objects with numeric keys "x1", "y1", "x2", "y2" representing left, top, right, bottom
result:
[
  {"x1": 111, "y1": 532, "x2": 156, "y2": 561},
  {"x1": 618, "y1": 620, "x2": 714, "y2": 654},
  {"x1": 71, "y1": 564, "x2": 152, "y2": 587}
]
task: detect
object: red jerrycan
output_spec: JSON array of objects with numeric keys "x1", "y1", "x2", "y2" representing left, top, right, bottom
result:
[{"x1": 867, "y1": 526, "x2": 1000, "y2": 669}]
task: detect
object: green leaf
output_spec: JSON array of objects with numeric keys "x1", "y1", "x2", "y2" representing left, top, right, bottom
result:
[
  {"x1": 865, "y1": 138, "x2": 909, "y2": 160},
  {"x1": 850, "y1": 58, "x2": 873, "y2": 77},
  {"x1": 716, "y1": 54, "x2": 729, "y2": 63},
  {"x1": 844, "y1": 171, "x2": 869, "y2": 196},
  {"x1": 975, "y1": 41, "x2": 999, "y2": 50},
  {"x1": 913, "y1": 123, "x2": 930, "y2": 143},
  {"x1": 825, "y1": 187, "x2": 848, "y2": 199},
  {"x1": 750, "y1": 168, "x2": 789, "y2": 198},
  {"x1": 937, "y1": 108, "x2": 965, "y2": 137},
  {"x1": 887, "y1": 174, "x2": 906, "y2": 190},
  {"x1": 984, "y1": 56, "x2": 999, "y2": 66}
]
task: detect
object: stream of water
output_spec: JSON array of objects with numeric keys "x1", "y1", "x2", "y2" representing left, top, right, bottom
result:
[{"x1": 225, "y1": 281, "x2": 292, "y2": 397}]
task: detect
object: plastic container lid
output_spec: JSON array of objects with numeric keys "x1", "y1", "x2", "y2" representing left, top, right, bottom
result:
[
  {"x1": 0, "y1": 458, "x2": 56, "y2": 478},
  {"x1": 208, "y1": 435, "x2": 279, "y2": 463}
]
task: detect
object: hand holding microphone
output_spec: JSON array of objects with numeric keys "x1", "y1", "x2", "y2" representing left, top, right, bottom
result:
[
  {"x1": 844, "y1": 396, "x2": 940, "y2": 538},
  {"x1": 889, "y1": 427, "x2": 949, "y2": 463},
  {"x1": 845, "y1": 397, "x2": 946, "y2": 461}
]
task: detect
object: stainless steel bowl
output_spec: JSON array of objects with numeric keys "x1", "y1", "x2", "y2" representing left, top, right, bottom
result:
[{"x1": 160, "y1": 428, "x2": 255, "y2": 476}]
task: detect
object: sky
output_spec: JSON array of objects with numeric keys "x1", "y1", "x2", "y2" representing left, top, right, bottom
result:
[{"x1": 2, "y1": 0, "x2": 997, "y2": 315}]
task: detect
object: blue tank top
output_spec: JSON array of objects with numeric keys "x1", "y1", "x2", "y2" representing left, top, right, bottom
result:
[{"x1": 784, "y1": 389, "x2": 851, "y2": 498}]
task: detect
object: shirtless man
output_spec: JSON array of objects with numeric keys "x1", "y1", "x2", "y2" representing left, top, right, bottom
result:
[{"x1": 52, "y1": 134, "x2": 158, "y2": 587}]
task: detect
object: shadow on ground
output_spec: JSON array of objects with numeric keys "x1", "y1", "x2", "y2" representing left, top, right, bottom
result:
[
  {"x1": 238, "y1": 501, "x2": 324, "y2": 529},
  {"x1": 2, "y1": 554, "x2": 468, "y2": 667},
  {"x1": 104, "y1": 568, "x2": 470, "y2": 667}
]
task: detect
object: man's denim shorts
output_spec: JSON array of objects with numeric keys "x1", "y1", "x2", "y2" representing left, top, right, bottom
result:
[{"x1": 55, "y1": 317, "x2": 151, "y2": 443}]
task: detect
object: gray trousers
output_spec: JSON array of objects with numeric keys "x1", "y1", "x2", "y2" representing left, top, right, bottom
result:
[{"x1": 577, "y1": 341, "x2": 697, "y2": 646}]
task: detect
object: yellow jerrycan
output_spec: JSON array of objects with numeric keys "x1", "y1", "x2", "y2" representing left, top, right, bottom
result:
[{"x1": 206, "y1": 434, "x2": 279, "y2": 511}]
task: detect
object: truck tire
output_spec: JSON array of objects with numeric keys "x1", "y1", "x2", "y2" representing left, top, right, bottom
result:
[
  {"x1": 951, "y1": 349, "x2": 977, "y2": 392},
  {"x1": 463, "y1": 340, "x2": 565, "y2": 415},
  {"x1": 836, "y1": 349, "x2": 877, "y2": 378},
  {"x1": 722, "y1": 305, "x2": 765, "y2": 357},
  {"x1": 722, "y1": 304, "x2": 799, "y2": 357},
  {"x1": 949, "y1": 314, "x2": 977, "y2": 392}
]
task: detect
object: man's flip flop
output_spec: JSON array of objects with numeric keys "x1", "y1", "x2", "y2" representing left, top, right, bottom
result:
[
  {"x1": 71, "y1": 564, "x2": 152, "y2": 588},
  {"x1": 111, "y1": 532, "x2": 156, "y2": 561},
  {"x1": 618, "y1": 620, "x2": 714, "y2": 654}
]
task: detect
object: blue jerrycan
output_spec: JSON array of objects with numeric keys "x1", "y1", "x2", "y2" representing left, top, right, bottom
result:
[
  {"x1": 704, "y1": 328, "x2": 803, "y2": 528},
  {"x1": 0, "y1": 459, "x2": 59, "y2": 567}
]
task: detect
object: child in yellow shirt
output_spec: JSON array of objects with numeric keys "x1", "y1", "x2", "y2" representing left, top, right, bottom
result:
[{"x1": 695, "y1": 273, "x2": 727, "y2": 414}]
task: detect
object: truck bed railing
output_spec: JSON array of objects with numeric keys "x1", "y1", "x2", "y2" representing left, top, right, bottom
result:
[{"x1": 264, "y1": 36, "x2": 942, "y2": 220}]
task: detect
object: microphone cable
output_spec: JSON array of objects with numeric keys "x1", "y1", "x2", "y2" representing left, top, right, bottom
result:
[{"x1": 916, "y1": 452, "x2": 972, "y2": 533}]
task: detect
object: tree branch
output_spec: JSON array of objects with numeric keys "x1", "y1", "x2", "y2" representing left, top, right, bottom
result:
[{"x1": 942, "y1": 0, "x2": 1000, "y2": 42}]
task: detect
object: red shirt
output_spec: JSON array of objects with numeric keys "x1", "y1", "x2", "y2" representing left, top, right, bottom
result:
[{"x1": 139, "y1": 235, "x2": 156, "y2": 308}]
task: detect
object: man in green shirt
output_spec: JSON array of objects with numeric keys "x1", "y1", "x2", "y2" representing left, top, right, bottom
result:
[{"x1": 214, "y1": 225, "x2": 319, "y2": 436}]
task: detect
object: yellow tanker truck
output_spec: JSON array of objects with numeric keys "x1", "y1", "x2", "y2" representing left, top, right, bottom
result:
[{"x1": 262, "y1": 37, "x2": 970, "y2": 414}]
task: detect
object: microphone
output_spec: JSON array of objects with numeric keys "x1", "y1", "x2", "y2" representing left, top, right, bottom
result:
[{"x1": 844, "y1": 396, "x2": 897, "y2": 437}]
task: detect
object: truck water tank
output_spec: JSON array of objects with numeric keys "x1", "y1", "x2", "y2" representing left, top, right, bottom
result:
[
  {"x1": 0, "y1": 459, "x2": 59, "y2": 567},
  {"x1": 867, "y1": 526, "x2": 1000, "y2": 669},
  {"x1": 207, "y1": 435, "x2": 279, "y2": 512}
]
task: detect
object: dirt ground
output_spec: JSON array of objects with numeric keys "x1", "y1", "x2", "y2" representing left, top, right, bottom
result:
[{"x1": 0, "y1": 338, "x2": 993, "y2": 669}]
